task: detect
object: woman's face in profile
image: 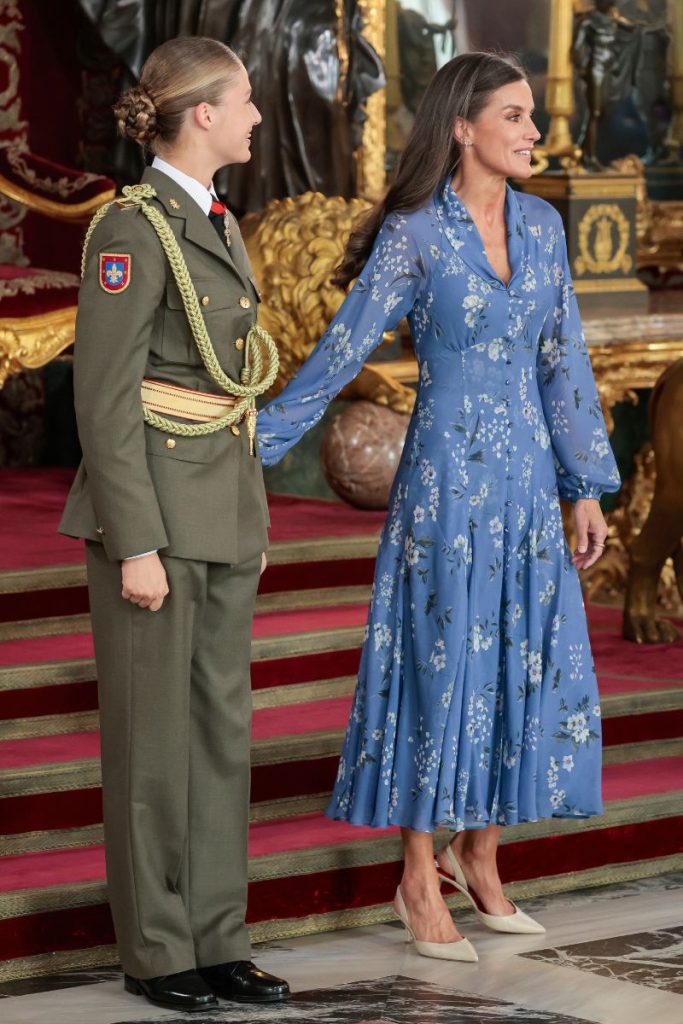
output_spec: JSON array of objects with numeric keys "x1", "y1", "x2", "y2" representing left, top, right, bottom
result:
[
  {"x1": 461, "y1": 79, "x2": 541, "y2": 181},
  {"x1": 207, "y1": 63, "x2": 262, "y2": 167}
]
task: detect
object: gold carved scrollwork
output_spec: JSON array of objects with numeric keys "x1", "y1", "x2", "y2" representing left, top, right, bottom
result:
[
  {"x1": 589, "y1": 332, "x2": 683, "y2": 435},
  {"x1": 574, "y1": 203, "x2": 632, "y2": 277},
  {"x1": 601, "y1": 156, "x2": 683, "y2": 275},
  {"x1": 242, "y1": 191, "x2": 415, "y2": 414},
  {"x1": 581, "y1": 444, "x2": 683, "y2": 616},
  {"x1": 0, "y1": 308, "x2": 77, "y2": 388}
]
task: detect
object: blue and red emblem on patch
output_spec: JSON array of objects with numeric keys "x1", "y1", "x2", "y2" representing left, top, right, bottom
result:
[{"x1": 99, "y1": 253, "x2": 131, "y2": 293}]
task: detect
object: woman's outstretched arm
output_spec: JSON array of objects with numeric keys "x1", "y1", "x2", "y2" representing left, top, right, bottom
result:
[{"x1": 257, "y1": 212, "x2": 427, "y2": 466}]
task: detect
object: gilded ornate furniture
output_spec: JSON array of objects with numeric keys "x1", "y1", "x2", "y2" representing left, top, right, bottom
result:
[
  {"x1": 622, "y1": 359, "x2": 683, "y2": 643},
  {"x1": 0, "y1": 151, "x2": 115, "y2": 388},
  {"x1": 0, "y1": 0, "x2": 115, "y2": 389}
]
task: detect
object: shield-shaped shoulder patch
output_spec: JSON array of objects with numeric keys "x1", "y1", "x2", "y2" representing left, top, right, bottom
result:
[{"x1": 99, "y1": 253, "x2": 131, "y2": 293}]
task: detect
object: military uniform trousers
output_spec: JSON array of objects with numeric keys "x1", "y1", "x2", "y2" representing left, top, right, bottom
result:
[{"x1": 86, "y1": 541, "x2": 261, "y2": 979}]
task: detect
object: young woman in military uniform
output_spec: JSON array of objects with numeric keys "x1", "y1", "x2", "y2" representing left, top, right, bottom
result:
[{"x1": 60, "y1": 37, "x2": 289, "y2": 1013}]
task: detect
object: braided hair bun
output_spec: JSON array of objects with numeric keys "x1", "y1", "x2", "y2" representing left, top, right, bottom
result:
[
  {"x1": 112, "y1": 39, "x2": 242, "y2": 152},
  {"x1": 114, "y1": 84, "x2": 159, "y2": 147}
]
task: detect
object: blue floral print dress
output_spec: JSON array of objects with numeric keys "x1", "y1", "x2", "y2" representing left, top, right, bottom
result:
[{"x1": 257, "y1": 180, "x2": 620, "y2": 833}]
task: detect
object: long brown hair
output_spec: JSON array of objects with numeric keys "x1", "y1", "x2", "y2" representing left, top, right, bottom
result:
[
  {"x1": 334, "y1": 51, "x2": 527, "y2": 289},
  {"x1": 114, "y1": 37, "x2": 242, "y2": 151}
]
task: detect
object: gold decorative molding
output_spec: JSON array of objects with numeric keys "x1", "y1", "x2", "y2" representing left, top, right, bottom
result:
[
  {"x1": 573, "y1": 278, "x2": 645, "y2": 294},
  {"x1": 583, "y1": 444, "x2": 683, "y2": 615},
  {"x1": 357, "y1": 0, "x2": 386, "y2": 200},
  {"x1": 575, "y1": 203, "x2": 632, "y2": 276},
  {"x1": 0, "y1": 307, "x2": 76, "y2": 387},
  {"x1": 638, "y1": 198, "x2": 683, "y2": 275},
  {"x1": 0, "y1": 170, "x2": 115, "y2": 223},
  {"x1": 590, "y1": 336, "x2": 683, "y2": 437},
  {"x1": 525, "y1": 174, "x2": 642, "y2": 201}
]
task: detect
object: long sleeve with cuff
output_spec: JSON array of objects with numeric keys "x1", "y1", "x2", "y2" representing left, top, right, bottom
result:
[
  {"x1": 536, "y1": 218, "x2": 621, "y2": 503},
  {"x1": 72, "y1": 208, "x2": 170, "y2": 560}
]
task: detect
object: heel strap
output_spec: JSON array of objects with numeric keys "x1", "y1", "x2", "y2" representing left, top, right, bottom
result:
[{"x1": 442, "y1": 845, "x2": 469, "y2": 890}]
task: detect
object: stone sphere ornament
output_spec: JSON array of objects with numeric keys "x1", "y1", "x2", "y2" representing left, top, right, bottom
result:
[{"x1": 320, "y1": 401, "x2": 410, "y2": 510}]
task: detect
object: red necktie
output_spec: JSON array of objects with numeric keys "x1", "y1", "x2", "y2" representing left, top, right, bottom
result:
[{"x1": 208, "y1": 199, "x2": 229, "y2": 249}]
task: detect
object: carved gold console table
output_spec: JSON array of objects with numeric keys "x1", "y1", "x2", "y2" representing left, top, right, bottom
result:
[{"x1": 583, "y1": 301, "x2": 683, "y2": 434}]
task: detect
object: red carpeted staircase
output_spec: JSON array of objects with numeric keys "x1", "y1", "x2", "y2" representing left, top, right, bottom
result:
[{"x1": 1, "y1": 470, "x2": 682, "y2": 982}]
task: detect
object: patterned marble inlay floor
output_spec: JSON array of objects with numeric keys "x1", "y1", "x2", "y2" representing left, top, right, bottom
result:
[
  {"x1": 108, "y1": 975, "x2": 595, "y2": 1024},
  {"x1": 1, "y1": 871, "x2": 682, "y2": 1024},
  {"x1": 522, "y1": 925, "x2": 683, "y2": 993}
]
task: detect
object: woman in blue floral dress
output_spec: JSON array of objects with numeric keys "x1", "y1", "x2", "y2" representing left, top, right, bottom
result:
[{"x1": 257, "y1": 52, "x2": 620, "y2": 960}]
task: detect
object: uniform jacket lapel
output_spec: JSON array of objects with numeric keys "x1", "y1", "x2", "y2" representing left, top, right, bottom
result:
[
  {"x1": 141, "y1": 166, "x2": 251, "y2": 293},
  {"x1": 224, "y1": 211, "x2": 261, "y2": 299}
]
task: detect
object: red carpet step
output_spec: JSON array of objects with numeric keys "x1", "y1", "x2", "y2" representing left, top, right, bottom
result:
[
  {"x1": 1, "y1": 759, "x2": 681, "y2": 968},
  {"x1": 2, "y1": 668, "x2": 682, "y2": 831},
  {"x1": 3, "y1": 755, "x2": 680, "y2": 893},
  {"x1": 1, "y1": 470, "x2": 683, "y2": 980},
  {"x1": 0, "y1": 470, "x2": 386, "y2": 570},
  {"x1": 0, "y1": 470, "x2": 384, "y2": 625}
]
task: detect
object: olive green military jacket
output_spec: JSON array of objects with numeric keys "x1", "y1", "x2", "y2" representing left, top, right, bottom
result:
[{"x1": 60, "y1": 166, "x2": 269, "y2": 565}]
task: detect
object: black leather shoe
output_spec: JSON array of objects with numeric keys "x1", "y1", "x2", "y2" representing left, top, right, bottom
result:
[
  {"x1": 124, "y1": 969, "x2": 218, "y2": 1013},
  {"x1": 198, "y1": 960, "x2": 290, "y2": 1003}
]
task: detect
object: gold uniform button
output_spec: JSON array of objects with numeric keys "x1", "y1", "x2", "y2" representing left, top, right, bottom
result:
[
  {"x1": 235, "y1": 337, "x2": 245, "y2": 351},
  {"x1": 165, "y1": 438, "x2": 176, "y2": 449},
  {"x1": 230, "y1": 425, "x2": 241, "y2": 437},
  {"x1": 239, "y1": 296, "x2": 251, "y2": 309},
  {"x1": 201, "y1": 295, "x2": 210, "y2": 307}
]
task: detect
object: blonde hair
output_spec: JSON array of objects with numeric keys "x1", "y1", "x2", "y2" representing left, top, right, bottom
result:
[{"x1": 114, "y1": 37, "x2": 242, "y2": 151}]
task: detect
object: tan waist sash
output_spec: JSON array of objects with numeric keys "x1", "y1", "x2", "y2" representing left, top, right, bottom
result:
[{"x1": 141, "y1": 378, "x2": 240, "y2": 424}]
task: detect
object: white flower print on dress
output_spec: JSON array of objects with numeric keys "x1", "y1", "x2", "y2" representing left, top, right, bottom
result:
[{"x1": 257, "y1": 184, "x2": 619, "y2": 832}]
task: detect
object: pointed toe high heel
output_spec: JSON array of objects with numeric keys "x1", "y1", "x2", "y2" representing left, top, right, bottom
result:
[
  {"x1": 392, "y1": 886, "x2": 478, "y2": 963},
  {"x1": 436, "y1": 845, "x2": 546, "y2": 935}
]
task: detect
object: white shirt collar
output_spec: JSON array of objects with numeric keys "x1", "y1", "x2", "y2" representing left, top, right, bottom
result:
[{"x1": 151, "y1": 156, "x2": 218, "y2": 216}]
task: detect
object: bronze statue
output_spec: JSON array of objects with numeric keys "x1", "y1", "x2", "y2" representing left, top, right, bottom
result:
[
  {"x1": 572, "y1": 1, "x2": 671, "y2": 169},
  {"x1": 623, "y1": 359, "x2": 683, "y2": 644},
  {"x1": 77, "y1": 0, "x2": 384, "y2": 209},
  {"x1": 631, "y1": 19, "x2": 671, "y2": 165},
  {"x1": 571, "y1": 1, "x2": 638, "y2": 170}
]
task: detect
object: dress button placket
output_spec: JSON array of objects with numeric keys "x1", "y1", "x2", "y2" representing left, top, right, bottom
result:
[{"x1": 503, "y1": 336, "x2": 513, "y2": 534}]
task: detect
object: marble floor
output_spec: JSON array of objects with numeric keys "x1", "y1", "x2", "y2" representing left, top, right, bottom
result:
[{"x1": 2, "y1": 872, "x2": 682, "y2": 1024}]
